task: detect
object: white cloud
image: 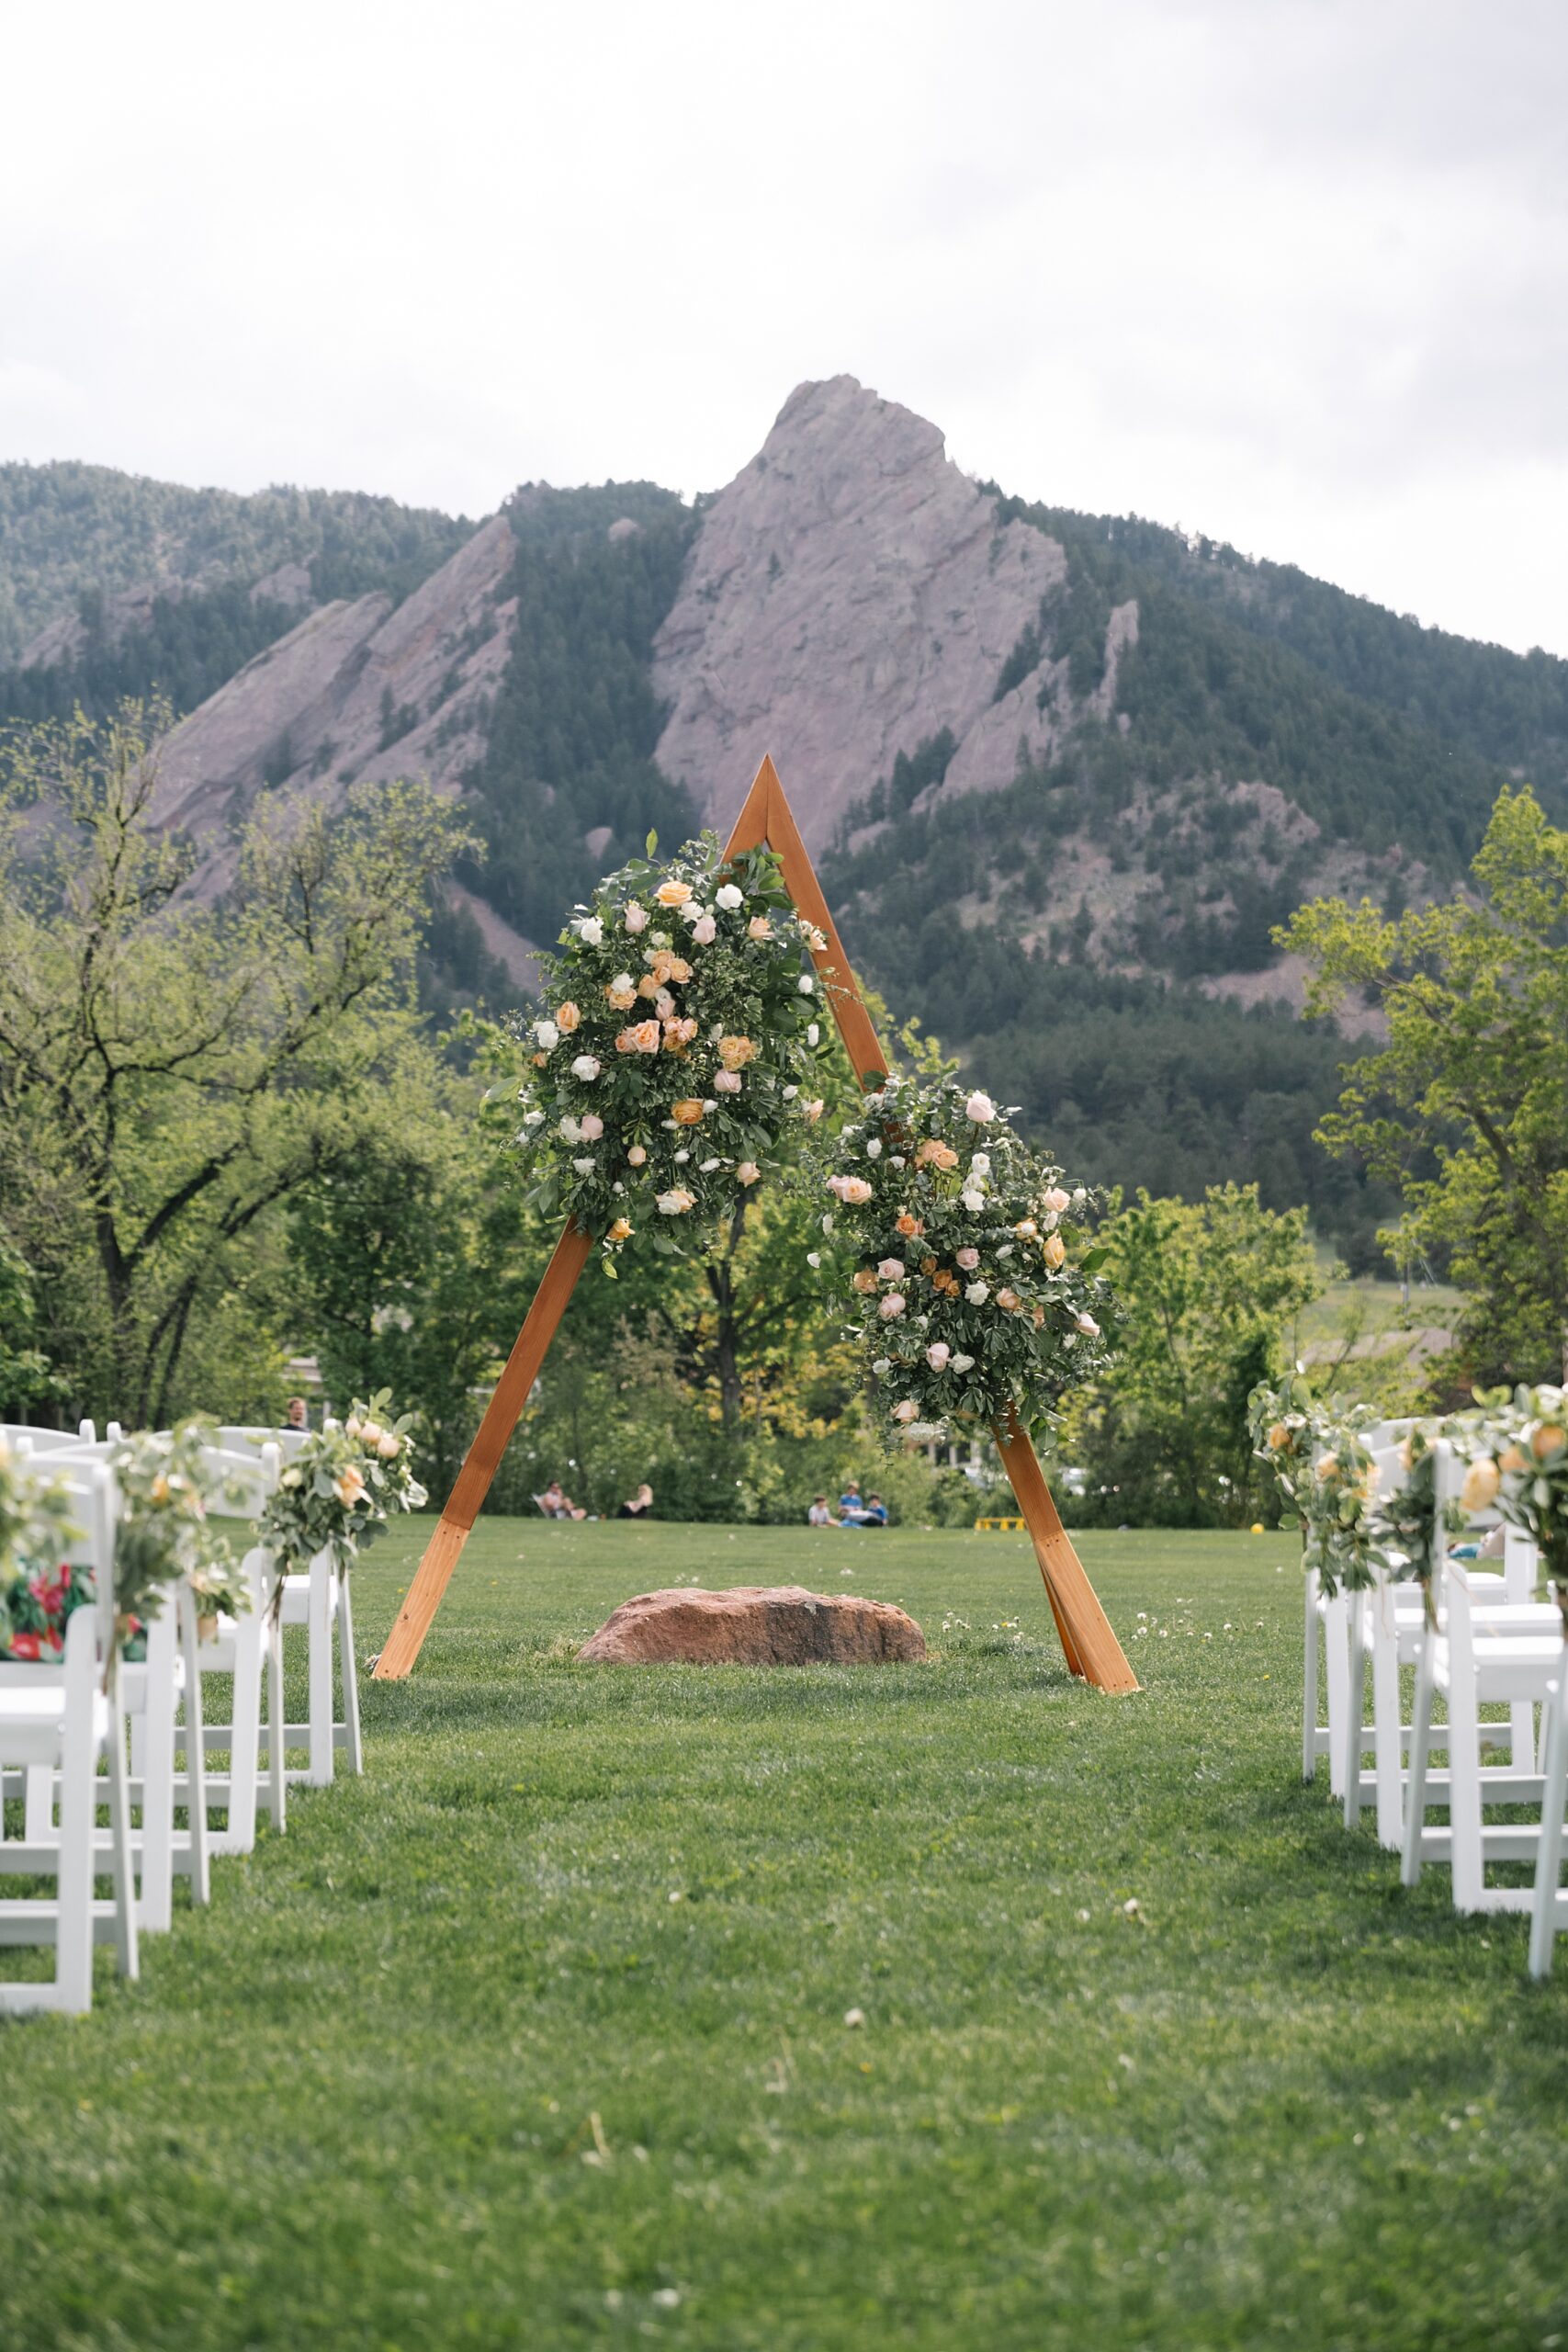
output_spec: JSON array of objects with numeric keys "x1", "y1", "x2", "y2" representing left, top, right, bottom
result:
[{"x1": 1, "y1": 0, "x2": 1563, "y2": 651}]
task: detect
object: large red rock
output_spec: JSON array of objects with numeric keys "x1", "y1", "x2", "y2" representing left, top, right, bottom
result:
[{"x1": 576, "y1": 1584, "x2": 926, "y2": 1666}]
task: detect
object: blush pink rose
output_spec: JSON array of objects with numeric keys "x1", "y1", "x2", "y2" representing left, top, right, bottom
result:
[
  {"x1": 876, "y1": 1258, "x2": 905, "y2": 1281},
  {"x1": 956, "y1": 1247, "x2": 980, "y2": 1271},
  {"x1": 579, "y1": 1113, "x2": 604, "y2": 1141},
  {"x1": 714, "y1": 1069, "x2": 742, "y2": 1092},
  {"x1": 878, "y1": 1292, "x2": 907, "y2": 1319},
  {"x1": 926, "y1": 1341, "x2": 951, "y2": 1370}
]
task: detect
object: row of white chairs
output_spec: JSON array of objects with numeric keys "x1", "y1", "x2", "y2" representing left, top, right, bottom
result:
[
  {"x1": 1303, "y1": 1425, "x2": 1568, "y2": 1976},
  {"x1": 0, "y1": 1421, "x2": 363, "y2": 2012}
]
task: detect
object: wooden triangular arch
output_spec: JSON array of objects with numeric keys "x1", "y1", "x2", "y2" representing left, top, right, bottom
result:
[{"x1": 373, "y1": 757, "x2": 1137, "y2": 1692}]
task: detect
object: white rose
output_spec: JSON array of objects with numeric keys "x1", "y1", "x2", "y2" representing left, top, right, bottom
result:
[
  {"x1": 674, "y1": 1148, "x2": 690, "y2": 1163},
  {"x1": 865, "y1": 1138, "x2": 882, "y2": 1158},
  {"x1": 572, "y1": 1157, "x2": 596, "y2": 1174},
  {"x1": 807, "y1": 1023, "x2": 819, "y2": 1046},
  {"x1": 692, "y1": 913, "x2": 716, "y2": 944},
  {"x1": 872, "y1": 1357, "x2": 892, "y2": 1375},
  {"x1": 890, "y1": 1155, "x2": 906, "y2": 1170},
  {"x1": 700, "y1": 1156, "x2": 721, "y2": 1172},
  {"x1": 783, "y1": 1084, "x2": 799, "y2": 1101},
  {"x1": 559, "y1": 1114, "x2": 581, "y2": 1143},
  {"x1": 716, "y1": 883, "x2": 744, "y2": 911},
  {"x1": 680, "y1": 899, "x2": 703, "y2": 925},
  {"x1": 798, "y1": 976, "x2": 815, "y2": 995},
  {"x1": 965, "y1": 1091, "x2": 995, "y2": 1123},
  {"x1": 807, "y1": 1250, "x2": 821, "y2": 1268},
  {"x1": 965, "y1": 1281, "x2": 990, "y2": 1304},
  {"x1": 962, "y1": 1190, "x2": 985, "y2": 1213},
  {"x1": 1071, "y1": 1187, "x2": 1087, "y2": 1208},
  {"x1": 951, "y1": 1352, "x2": 976, "y2": 1373},
  {"x1": 570, "y1": 1055, "x2": 601, "y2": 1081},
  {"x1": 970, "y1": 1153, "x2": 991, "y2": 1177},
  {"x1": 523, "y1": 1108, "x2": 545, "y2": 1126},
  {"x1": 534, "y1": 1020, "x2": 559, "y2": 1050},
  {"x1": 579, "y1": 917, "x2": 604, "y2": 947},
  {"x1": 822, "y1": 1214, "x2": 834, "y2": 1235}
]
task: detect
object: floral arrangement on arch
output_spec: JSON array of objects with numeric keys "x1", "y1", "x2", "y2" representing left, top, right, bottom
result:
[
  {"x1": 1449, "y1": 1385, "x2": 1568, "y2": 1635},
  {"x1": 258, "y1": 1392, "x2": 426, "y2": 1603},
  {"x1": 512, "y1": 832, "x2": 831, "y2": 1271},
  {"x1": 811, "y1": 1073, "x2": 1117, "y2": 1443},
  {"x1": 0, "y1": 1435, "x2": 89, "y2": 1662}
]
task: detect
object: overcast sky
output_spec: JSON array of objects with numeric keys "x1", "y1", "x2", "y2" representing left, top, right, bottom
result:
[{"x1": 4, "y1": 0, "x2": 1564, "y2": 655}]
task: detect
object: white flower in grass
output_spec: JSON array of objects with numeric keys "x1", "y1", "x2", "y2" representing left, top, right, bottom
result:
[
  {"x1": 969, "y1": 1156, "x2": 991, "y2": 1181},
  {"x1": 570, "y1": 1054, "x2": 601, "y2": 1081},
  {"x1": 962, "y1": 1190, "x2": 985, "y2": 1213},
  {"x1": 703, "y1": 1098, "x2": 717, "y2": 1114},
  {"x1": 534, "y1": 1020, "x2": 559, "y2": 1050},
  {"x1": 579, "y1": 916, "x2": 604, "y2": 947},
  {"x1": 965, "y1": 1281, "x2": 990, "y2": 1305},
  {"x1": 716, "y1": 882, "x2": 744, "y2": 911},
  {"x1": 1071, "y1": 1186, "x2": 1087, "y2": 1208}
]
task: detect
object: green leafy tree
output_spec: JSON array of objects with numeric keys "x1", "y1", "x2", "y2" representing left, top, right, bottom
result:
[
  {"x1": 1282, "y1": 786, "x2": 1568, "y2": 1385},
  {"x1": 1066, "y1": 1182, "x2": 1321, "y2": 1526},
  {"x1": 0, "y1": 701, "x2": 470, "y2": 1425}
]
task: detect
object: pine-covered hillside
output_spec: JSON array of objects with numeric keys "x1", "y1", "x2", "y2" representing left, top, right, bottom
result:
[{"x1": 6, "y1": 382, "x2": 1566, "y2": 1265}]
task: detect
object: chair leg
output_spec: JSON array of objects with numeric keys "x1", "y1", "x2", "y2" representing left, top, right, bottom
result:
[
  {"x1": 53, "y1": 1645, "x2": 97, "y2": 2014},
  {"x1": 1372, "y1": 1617, "x2": 1404, "y2": 1850},
  {"x1": 139, "y1": 1611, "x2": 177, "y2": 1936},
  {"x1": 308, "y1": 1561, "x2": 333, "y2": 1787},
  {"x1": 1324, "y1": 1593, "x2": 1350, "y2": 1801},
  {"x1": 1344, "y1": 1599, "x2": 1368, "y2": 1829},
  {"x1": 265, "y1": 1622, "x2": 288, "y2": 1830},
  {"x1": 1402, "y1": 1651, "x2": 1436, "y2": 1887},
  {"x1": 221, "y1": 1619, "x2": 262, "y2": 1854},
  {"x1": 338, "y1": 1579, "x2": 363, "y2": 1776},
  {"x1": 1529, "y1": 1683, "x2": 1568, "y2": 1980},
  {"x1": 178, "y1": 1594, "x2": 211, "y2": 1906},
  {"x1": 1303, "y1": 1573, "x2": 1319, "y2": 1782},
  {"x1": 105, "y1": 1659, "x2": 140, "y2": 1984},
  {"x1": 1447, "y1": 1669, "x2": 1485, "y2": 1914}
]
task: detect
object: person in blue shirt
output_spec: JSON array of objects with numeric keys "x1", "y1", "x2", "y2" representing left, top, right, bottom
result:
[
  {"x1": 839, "y1": 1479, "x2": 869, "y2": 1525},
  {"x1": 861, "y1": 1493, "x2": 889, "y2": 1527}
]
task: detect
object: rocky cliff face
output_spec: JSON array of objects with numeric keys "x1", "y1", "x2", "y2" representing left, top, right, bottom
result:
[
  {"x1": 650, "y1": 376, "x2": 1078, "y2": 850},
  {"x1": 150, "y1": 515, "x2": 517, "y2": 890}
]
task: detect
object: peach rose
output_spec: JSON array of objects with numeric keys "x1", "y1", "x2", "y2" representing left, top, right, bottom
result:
[
  {"x1": 655, "y1": 879, "x2": 694, "y2": 907},
  {"x1": 852, "y1": 1269, "x2": 878, "y2": 1294},
  {"x1": 555, "y1": 1001, "x2": 581, "y2": 1034},
  {"x1": 1042, "y1": 1233, "x2": 1066, "y2": 1271},
  {"x1": 607, "y1": 1216, "x2": 633, "y2": 1243},
  {"x1": 649, "y1": 950, "x2": 692, "y2": 986},
  {"x1": 616, "y1": 1020, "x2": 661, "y2": 1055},
  {"x1": 737, "y1": 1161, "x2": 761, "y2": 1186},
  {"x1": 828, "y1": 1174, "x2": 874, "y2": 1204},
  {"x1": 996, "y1": 1288, "x2": 1021, "y2": 1312},
  {"x1": 579, "y1": 1114, "x2": 604, "y2": 1141},
  {"x1": 1533, "y1": 1424, "x2": 1567, "y2": 1461},
  {"x1": 717, "y1": 1034, "x2": 757, "y2": 1070},
  {"x1": 802, "y1": 1099, "x2": 825, "y2": 1124},
  {"x1": 656, "y1": 1186, "x2": 695, "y2": 1214},
  {"x1": 747, "y1": 914, "x2": 773, "y2": 942},
  {"x1": 1461, "y1": 1458, "x2": 1501, "y2": 1511},
  {"x1": 626, "y1": 1145, "x2": 648, "y2": 1166},
  {"x1": 1042, "y1": 1186, "x2": 1071, "y2": 1216},
  {"x1": 926, "y1": 1341, "x2": 951, "y2": 1370},
  {"x1": 895, "y1": 1212, "x2": 924, "y2": 1238},
  {"x1": 1015, "y1": 1219, "x2": 1038, "y2": 1239},
  {"x1": 663, "y1": 1017, "x2": 698, "y2": 1049},
  {"x1": 892, "y1": 1399, "x2": 919, "y2": 1425},
  {"x1": 605, "y1": 977, "x2": 637, "y2": 1011},
  {"x1": 637, "y1": 975, "x2": 660, "y2": 998},
  {"x1": 916, "y1": 1138, "x2": 958, "y2": 1170},
  {"x1": 671, "y1": 1099, "x2": 705, "y2": 1125}
]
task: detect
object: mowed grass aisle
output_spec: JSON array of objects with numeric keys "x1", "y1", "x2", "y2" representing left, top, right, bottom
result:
[{"x1": 5, "y1": 1524, "x2": 1568, "y2": 2351}]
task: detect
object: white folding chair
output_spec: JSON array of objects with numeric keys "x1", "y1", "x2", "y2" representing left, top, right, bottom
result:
[
  {"x1": 0, "y1": 1461, "x2": 138, "y2": 2012},
  {"x1": 261, "y1": 1545, "x2": 363, "y2": 1790},
  {"x1": 186, "y1": 1442, "x2": 287, "y2": 1850},
  {"x1": 1403, "y1": 1553, "x2": 1562, "y2": 1912},
  {"x1": 1344, "y1": 1442, "x2": 1543, "y2": 1847},
  {"x1": 1529, "y1": 1663, "x2": 1568, "y2": 1976}
]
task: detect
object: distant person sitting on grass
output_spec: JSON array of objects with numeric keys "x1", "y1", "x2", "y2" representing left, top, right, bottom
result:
[
  {"x1": 807, "y1": 1495, "x2": 840, "y2": 1527},
  {"x1": 537, "y1": 1482, "x2": 586, "y2": 1521},
  {"x1": 617, "y1": 1483, "x2": 654, "y2": 1520},
  {"x1": 839, "y1": 1479, "x2": 869, "y2": 1525},
  {"x1": 861, "y1": 1493, "x2": 889, "y2": 1527}
]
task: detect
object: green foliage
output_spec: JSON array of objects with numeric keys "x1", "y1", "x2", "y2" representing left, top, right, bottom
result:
[
  {"x1": 0, "y1": 702, "x2": 470, "y2": 1425},
  {"x1": 107, "y1": 1419, "x2": 245, "y2": 1627},
  {"x1": 0, "y1": 1229, "x2": 68, "y2": 1418},
  {"x1": 0, "y1": 578, "x2": 302, "y2": 731},
  {"x1": 1284, "y1": 786, "x2": 1568, "y2": 1385},
  {"x1": 461, "y1": 484, "x2": 699, "y2": 944},
  {"x1": 0, "y1": 460, "x2": 473, "y2": 664},
  {"x1": 1068, "y1": 1184, "x2": 1323, "y2": 1527}
]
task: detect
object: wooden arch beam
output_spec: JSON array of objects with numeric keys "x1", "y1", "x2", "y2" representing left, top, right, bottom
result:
[{"x1": 373, "y1": 757, "x2": 1135, "y2": 1693}]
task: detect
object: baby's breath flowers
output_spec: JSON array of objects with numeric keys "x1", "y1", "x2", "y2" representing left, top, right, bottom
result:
[
  {"x1": 812, "y1": 1074, "x2": 1117, "y2": 1444},
  {"x1": 511, "y1": 832, "x2": 831, "y2": 1272}
]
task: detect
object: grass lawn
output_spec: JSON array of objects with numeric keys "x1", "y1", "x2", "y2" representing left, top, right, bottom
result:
[{"x1": 5, "y1": 1520, "x2": 1568, "y2": 2351}]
